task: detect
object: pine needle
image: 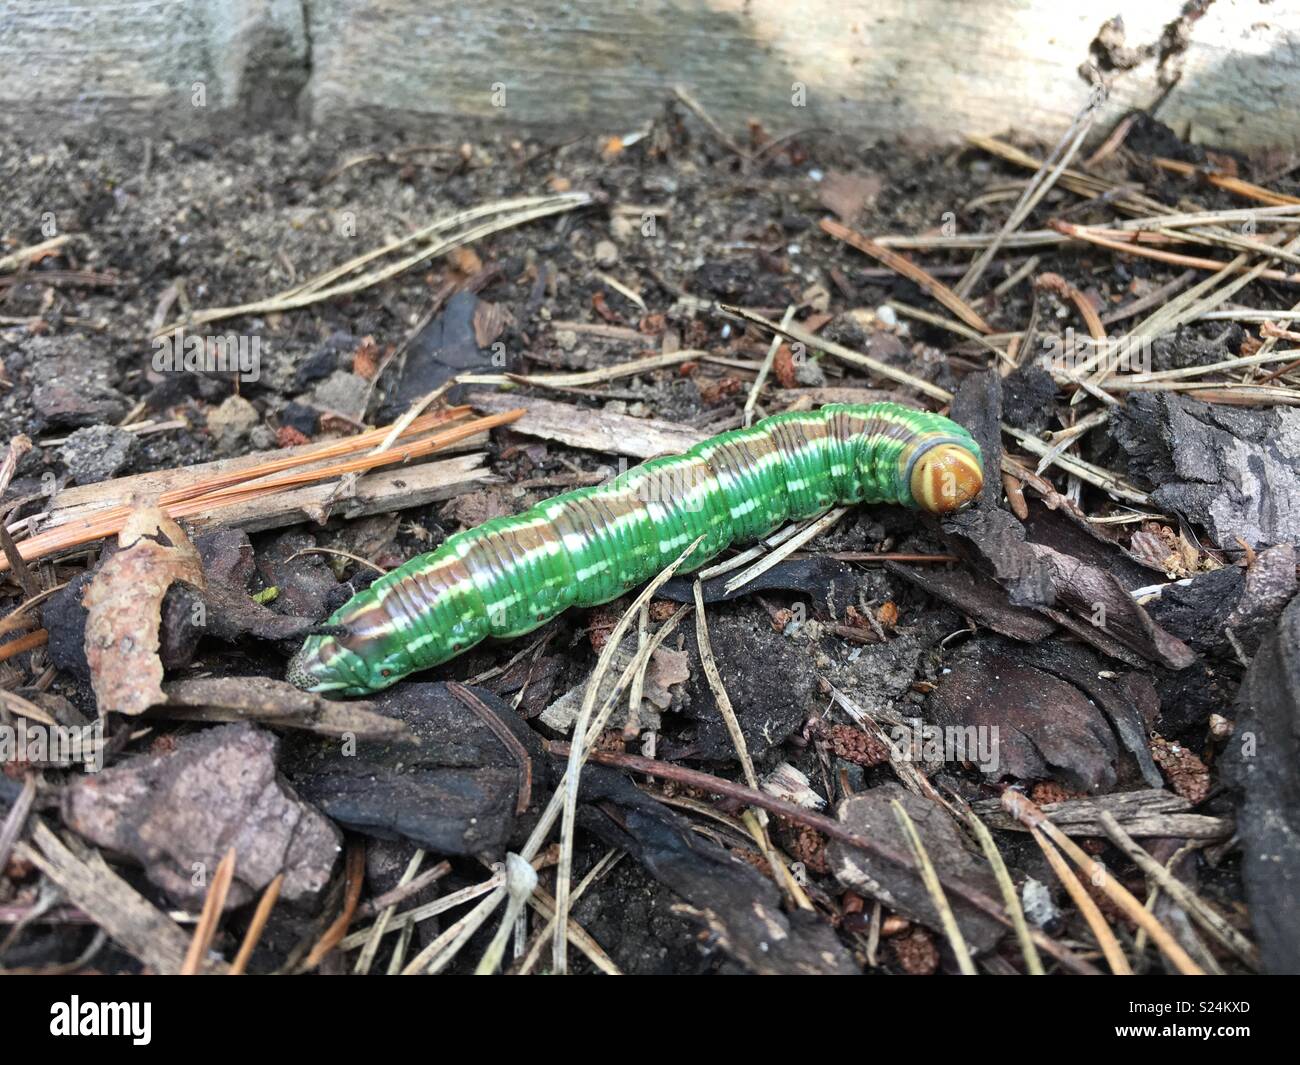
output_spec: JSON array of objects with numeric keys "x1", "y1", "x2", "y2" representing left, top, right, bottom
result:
[
  {"x1": 182, "y1": 847, "x2": 237, "y2": 975},
  {"x1": 891, "y1": 800, "x2": 977, "y2": 974}
]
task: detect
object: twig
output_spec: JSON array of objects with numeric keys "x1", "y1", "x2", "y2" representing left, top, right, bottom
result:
[
  {"x1": 717, "y1": 305, "x2": 952, "y2": 401},
  {"x1": 514, "y1": 849, "x2": 622, "y2": 975},
  {"x1": 460, "y1": 349, "x2": 704, "y2": 389},
  {"x1": 522, "y1": 880, "x2": 621, "y2": 974},
  {"x1": 286, "y1": 547, "x2": 387, "y2": 575},
  {"x1": 595, "y1": 271, "x2": 647, "y2": 311},
  {"x1": 354, "y1": 852, "x2": 426, "y2": 975},
  {"x1": 876, "y1": 231, "x2": 1062, "y2": 251},
  {"x1": 966, "y1": 133, "x2": 1163, "y2": 215},
  {"x1": 1051, "y1": 220, "x2": 1300, "y2": 284},
  {"x1": 1104, "y1": 347, "x2": 1300, "y2": 386},
  {"x1": 0, "y1": 435, "x2": 32, "y2": 500},
  {"x1": 21, "y1": 821, "x2": 229, "y2": 974},
  {"x1": 826, "y1": 551, "x2": 960, "y2": 563},
  {"x1": 342, "y1": 873, "x2": 501, "y2": 952},
  {"x1": 474, "y1": 853, "x2": 538, "y2": 975},
  {"x1": 696, "y1": 519, "x2": 809, "y2": 580},
  {"x1": 1099, "y1": 270, "x2": 1197, "y2": 325},
  {"x1": 990, "y1": 255, "x2": 1042, "y2": 299},
  {"x1": 0, "y1": 408, "x2": 520, "y2": 573},
  {"x1": 401, "y1": 883, "x2": 508, "y2": 975},
  {"x1": 693, "y1": 581, "x2": 758, "y2": 789},
  {"x1": 625, "y1": 603, "x2": 693, "y2": 738},
  {"x1": 884, "y1": 301, "x2": 1012, "y2": 363},
  {"x1": 1034, "y1": 272, "x2": 1105, "y2": 341},
  {"x1": 741, "y1": 807, "x2": 814, "y2": 911},
  {"x1": 0, "y1": 523, "x2": 38, "y2": 597},
  {"x1": 723, "y1": 506, "x2": 848, "y2": 595},
  {"x1": 1003, "y1": 427, "x2": 1148, "y2": 503},
  {"x1": 1110, "y1": 203, "x2": 1300, "y2": 230},
  {"x1": 951, "y1": 797, "x2": 1044, "y2": 974},
  {"x1": 0, "y1": 236, "x2": 70, "y2": 273},
  {"x1": 0, "y1": 775, "x2": 37, "y2": 880},
  {"x1": 1033, "y1": 409, "x2": 1110, "y2": 477},
  {"x1": 0, "y1": 629, "x2": 48, "y2": 663},
  {"x1": 355, "y1": 859, "x2": 450, "y2": 921},
  {"x1": 1084, "y1": 111, "x2": 1140, "y2": 167}
]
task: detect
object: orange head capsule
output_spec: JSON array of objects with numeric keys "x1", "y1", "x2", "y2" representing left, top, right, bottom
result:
[{"x1": 910, "y1": 443, "x2": 984, "y2": 514}]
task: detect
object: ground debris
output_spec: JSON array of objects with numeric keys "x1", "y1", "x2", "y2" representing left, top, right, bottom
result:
[
  {"x1": 674, "y1": 609, "x2": 816, "y2": 761},
  {"x1": 1148, "y1": 543, "x2": 1296, "y2": 654},
  {"x1": 58, "y1": 425, "x2": 138, "y2": 485},
  {"x1": 1149, "y1": 735, "x2": 1211, "y2": 803},
  {"x1": 81, "y1": 504, "x2": 205, "y2": 715},
  {"x1": 30, "y1": 350, "x2": 130, "y2": 429},
  {"x1": 63, "y1": 722, "x2": 341, "y2": 910},
  {"x1": 943, "y1": 502, "x2": 1193, "y2": 670},
  {"x1": 660, "y1": 556, "x2": 858, "y2": 611},
  {"x1": 817, "y1": 169, "x2": 883, "y2": 224},
  {"x1": 192, "y1": 527, "x2": 327, "y2": 643},
  {"x1": 1110, "y1": 393, "x2": 1300, "y2": 547},
  {"x1": 928, "y1": 639, "x2": 1121, "y2": 791},
  {"x1": 577, "y1": 765, "x2": 858, "y2": 974},
  {"x1": 889, "y1": 926, "x2": 940, "y2": 974},
  {"x1": 470, "y1": 390, "x2": 703, "y2": 459},
  {"x1": 826, "y1": 783, "x2": 1004, "y2": 954},
  {"x1": 3, "y1": 102, "x2": 1295, "y2": 976},
  {"x1": 1223, "y1": 594, "x2": 1300, "y2": 973},
  {"x1": 159, "y1": 676, "x2": 413, "y2": 742},
  {"x1": 541, "y1": 634, "x2": 689, "y2": 734},
  {"x1": 970, "y1": 787, "x2": 1230, "y2": 839},
  {"x1": 383, "y1": 292, "x2": 495, "y2": 414},
  {"x1": 282, "y1": 682, "x2": 543, "y2": 859},
  {"x1": 19, "y1": 821, "x2": 229, "y2": 974}
]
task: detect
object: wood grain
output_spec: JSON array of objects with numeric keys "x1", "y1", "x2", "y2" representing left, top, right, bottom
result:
[{"x1": 2, "y1": 2, "x2": 1298, "y2": 152}]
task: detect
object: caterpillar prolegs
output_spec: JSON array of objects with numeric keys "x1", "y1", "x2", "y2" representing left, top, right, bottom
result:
[{"x1": 287, "y1": 403, "x2": 983, "y2": 695}]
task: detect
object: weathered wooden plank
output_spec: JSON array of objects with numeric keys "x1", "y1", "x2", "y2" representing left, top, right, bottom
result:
[
  {"x1": 1, "y1": 2, "x2": 1298, "y2": 153},
  {"x1": 302, "y1": 1, "x2": 1300, "y2": 151}
]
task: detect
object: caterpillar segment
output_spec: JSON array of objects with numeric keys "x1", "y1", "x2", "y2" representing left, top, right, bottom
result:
[{"x1": 287, "y1": 403, "x2": 983, "y2": 695}]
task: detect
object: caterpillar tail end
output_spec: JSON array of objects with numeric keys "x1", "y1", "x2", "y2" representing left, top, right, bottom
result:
[
  {"x1": 286, "y1": 637, "x2": 336, "y2": 693},
  {"x1": 287, "y1": 631, "x2": 382, "y2": 695},
  {"x1": 287, "y1": 644, "x2": 327, "y2": 696},
  {"x1": 910, "y1": 444, "x2": 984, "y2": 514}
]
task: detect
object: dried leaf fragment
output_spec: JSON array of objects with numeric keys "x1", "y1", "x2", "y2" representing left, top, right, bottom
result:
[{"x1": 83, "y1": 502, "x2": 204, "y2": 715}]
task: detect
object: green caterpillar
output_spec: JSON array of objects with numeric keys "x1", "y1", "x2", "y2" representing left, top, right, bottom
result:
[{"x1": 288, "y1": 402, "x2": 983, "y2": 695}]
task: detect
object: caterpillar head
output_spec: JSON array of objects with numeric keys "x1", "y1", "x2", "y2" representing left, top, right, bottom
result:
[
  {"x1": 908, "y1": 441, "x2": 984, "y2": 514},
  {"x1": 287, "y1": 625, "x2": 413, "y2": 695}
]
